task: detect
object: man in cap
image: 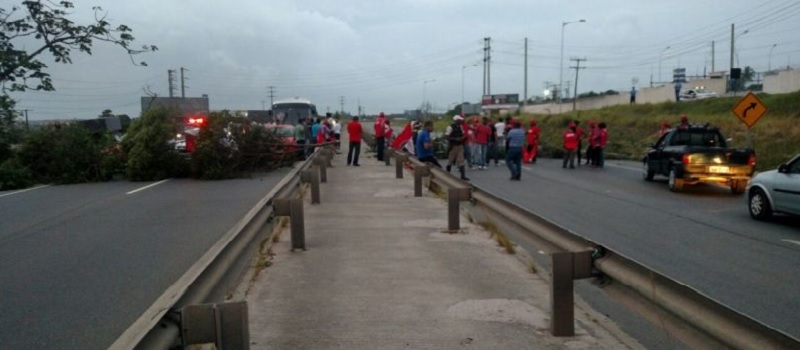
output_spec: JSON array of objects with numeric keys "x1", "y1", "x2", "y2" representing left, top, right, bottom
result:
[{"x1": 445, "y1": 115, "x2": 469, "y2": 181}]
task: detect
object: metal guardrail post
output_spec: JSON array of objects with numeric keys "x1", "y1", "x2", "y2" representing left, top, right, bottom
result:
[
  {"x1": 395, "y1": 153, "x2": 407, "y2": 179},
  {"x1": 385, "y1": 148, "x2": 393, "y2": 166},
  {"x1": 274, "y1": 198, "x2": 306, "y2": 251},
  {"x1": 312, "y1": 158, "x2": 327, "y2": 183},
  {"x1": 550, "y1": 250, "x2": 594, "y2": 337},
  {"x1": 181, "y1": 301, "x2": 249, "y2": 350},
  {"x1": 413, "y1": 164, "x2": 430, "y2": 197},
  {"x1": 445, "y1": 187, "x2": 471, "y2": 233},
  {"x1": 301, "y1": 169, "x2": 320, "y2": 204}
]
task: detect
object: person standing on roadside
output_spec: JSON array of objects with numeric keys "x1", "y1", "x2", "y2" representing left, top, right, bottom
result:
[
  {"x1": 347, "y1": 116, "x2": 363, "y2": 166},
  {"x1": 493, "y1": 117, "x2": 505, "y2": 166},
  {"x1": 332, "y1": 117, "x2": 342, "y2": 150},
  {"x1": 562, "y1": 122, "x2": 579, "y2": 169},
  {"x1": 594, "y1": 122, "x2": 608, "y2": 168},
  {"x1": 445, "y1": 115, "x2": 469, "y2": 180},
  {"x1": 374, "y1": 112, "x2": 387, "y2": 161},
  {"x1": 474, "y1": 117, "x2": 490, "y2": 169},
  {"x1": 678, "y1": 114, "x2": 689, "y2": 130},
  {"x1": 658, "y1": 121, "x2": 671, "y2": 137},
  {"x1": 463, "y1": 116, "x2": 474, "y2": 169},
  {"x1": 293, "y1": 118, "x2": 307, "y2": 159},
  {"x1": 585, "y1": 120, "x2": 597, "y2": 165},
  {"x1": 487, "y1": 117, "x2": 499, "y2": 167},
  {"x1": 524, "y1": 119, "x2": 540, "y2": 164},
  {"x1": 415, "y1": 120, "x2": 442, "y2": 168},
  {"x1": 506, "y1": 119, "x2": 524, "y2": 180},
  {"x1": 630, "y1": 86, "x2": 637, "y2": 104},
  {"x1": 573, "y1": 120, "x2": 584, "y2": 165}
]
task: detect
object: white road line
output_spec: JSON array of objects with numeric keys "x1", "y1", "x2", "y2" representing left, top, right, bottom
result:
[
  {"x1": 0, "y1": 184, "x2": 51, "y2": 198},
  {"x1": 782, "y1": 239, "x2": 800, "y2": 247},
  {"x1": 126, "y1": 179, "x2": 171, "y2": 195}
]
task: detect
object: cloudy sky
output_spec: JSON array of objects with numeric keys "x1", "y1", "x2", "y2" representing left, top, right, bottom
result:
[{"x1": 7, "y1": 0, "x2": 800, "y2": 120}]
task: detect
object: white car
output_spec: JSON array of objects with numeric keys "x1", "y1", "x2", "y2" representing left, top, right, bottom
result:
[
  {"x1": 747, "y1": 154, "x2": 800, "y2": 220},
  {"x1": 680, "y1": 88, "x2": 718, "y2": 100}
]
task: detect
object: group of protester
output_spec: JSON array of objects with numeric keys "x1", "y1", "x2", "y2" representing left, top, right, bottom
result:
[
  {"x1": 292, "y1": 113, "x2": 343, "y2": 159},
  {"x1": 432, "y1": 114, "x2": 609, "y2": 180}
]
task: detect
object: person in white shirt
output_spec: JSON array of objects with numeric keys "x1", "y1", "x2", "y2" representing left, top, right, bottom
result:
[{"x1": 332, "y1": 118, "x2": 342, "y2": 150}]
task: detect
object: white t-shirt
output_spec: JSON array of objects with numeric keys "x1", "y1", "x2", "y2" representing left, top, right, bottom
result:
[
  {"x1": 332, "y1": 122, "x2": 342, "y2": 134},
  {"x1": 494, "y1": 122, "x2": 506, "y2": 137}
]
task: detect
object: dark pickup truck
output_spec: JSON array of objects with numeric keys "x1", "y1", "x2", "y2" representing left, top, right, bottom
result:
[{"x1": 643, "y1": 125, "x2": 756, "y2": 193}]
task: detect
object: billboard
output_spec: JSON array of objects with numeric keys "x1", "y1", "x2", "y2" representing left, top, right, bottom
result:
[{"x1": 481, "y1": 94, "x2": 519, "y2": 110}]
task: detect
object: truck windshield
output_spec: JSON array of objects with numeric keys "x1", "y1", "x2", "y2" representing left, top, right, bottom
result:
[
  {"x1": 272, "y1": 103, "x2": 317, "y2": 125},
  {"x1": 672, "y1": 130, "x2": 726, "y2": 148}
]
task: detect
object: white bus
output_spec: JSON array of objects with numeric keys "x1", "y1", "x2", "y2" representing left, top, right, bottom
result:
[{"x1": 271, "y1": 98, "x2": 319, "y2": 125}]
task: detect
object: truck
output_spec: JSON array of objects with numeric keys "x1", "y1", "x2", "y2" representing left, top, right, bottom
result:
[{"x1": 642, "y1": 125, "x2": 756, "y2": 194}]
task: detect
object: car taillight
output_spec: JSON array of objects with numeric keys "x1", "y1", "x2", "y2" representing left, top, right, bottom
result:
[
  {"x1": 682, "y1": 153, "x2": 692, "y2": 164},
  {"x1": 748, "y1": 153, "x2": 756, "y2": 167}
]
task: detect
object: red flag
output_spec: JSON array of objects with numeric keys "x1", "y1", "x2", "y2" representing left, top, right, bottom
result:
[{"x1": 391, "y1": 122, "x2": 413, "y2": 150}]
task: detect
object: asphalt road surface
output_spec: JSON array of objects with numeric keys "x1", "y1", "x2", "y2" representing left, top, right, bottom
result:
[
  {"x1": 0, "y1": 169, "x2": 289, "y2": 350},
  {"x1": 465, "y1": 157, "x2": 800, "y2": 345}
]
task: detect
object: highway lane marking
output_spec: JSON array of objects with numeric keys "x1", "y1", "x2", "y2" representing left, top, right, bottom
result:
[
  {"x1": 126, "y1": 179, "x2": 171, "y2": 195},
  {"x1": 782, "y1": 239, "x2": 800, "y2": 247},
  {"x1": 0, "y1": 184, "x2": 51, "y2": 198}
]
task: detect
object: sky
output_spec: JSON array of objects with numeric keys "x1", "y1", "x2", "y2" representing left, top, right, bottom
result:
[{"x1": 6, "y1": 0, "x2": 800, "y2": 120}]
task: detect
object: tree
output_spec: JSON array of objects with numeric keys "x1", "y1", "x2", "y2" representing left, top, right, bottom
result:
[
  {"x1": 0, "y1": 1, "x2": 156, "y2": 155},
  {"x1": 732, "y1": 66, "x2": 756, "y2": 91},
  {"x1": 98, "y1": 109, "x2": 114, "y2": 118},
  {"x1": 1, "y1": 1, "x2": 157, "y2": 93}
]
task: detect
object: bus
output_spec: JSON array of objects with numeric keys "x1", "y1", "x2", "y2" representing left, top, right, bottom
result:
[{"x1": 271, "y1": 98, "x2": 319, "y2": 125}]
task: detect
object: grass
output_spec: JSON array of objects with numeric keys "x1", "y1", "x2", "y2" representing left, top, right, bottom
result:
[
  {"x1": 435, "y1": 90, "x2": 800, "y2": 170},
  {"x1": 480, "y1": 220, "x2": 516, "y2": 254}
]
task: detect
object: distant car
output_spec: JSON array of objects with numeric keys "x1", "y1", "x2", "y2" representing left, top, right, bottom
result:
[
  {"x1": 265, "y1": 124, "x2": 298, "y2": 155},
  {"x1": 680, "y1": 88, "x2": 718, "y2": 100},
  {"x1": 746, "y1": 154, "x2": 800, "y2": 220}
]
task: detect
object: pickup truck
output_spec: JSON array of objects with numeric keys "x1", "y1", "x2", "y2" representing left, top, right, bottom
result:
[{"x1": 643, "y1": 125, "x2": 756, "y2": 193}]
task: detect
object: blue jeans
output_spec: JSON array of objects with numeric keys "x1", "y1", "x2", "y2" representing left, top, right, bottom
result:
[
  {"x1": 506, "y1": 147, "x2": 522, "y2": 178},
  {"x1": 474, "y1": 144, "x2": 487, "y2": 167}
]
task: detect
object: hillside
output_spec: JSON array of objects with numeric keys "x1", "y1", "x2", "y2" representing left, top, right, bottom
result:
[{"x1": 516, "y1": 91, "x2": 800, "y2": 171}]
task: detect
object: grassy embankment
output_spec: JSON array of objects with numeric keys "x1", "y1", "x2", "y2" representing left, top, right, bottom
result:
[{"x1": 437, "y1": 91, "x2": 799, "y2": 171}]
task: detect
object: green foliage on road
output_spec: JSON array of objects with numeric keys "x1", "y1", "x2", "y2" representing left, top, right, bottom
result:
[{"x1": 122, "y1": 107, "x2": 187, "y2": 181}]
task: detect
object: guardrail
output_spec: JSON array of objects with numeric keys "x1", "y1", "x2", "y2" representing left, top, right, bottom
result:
[
  {"x1": 110, "y1": 147, "x2": 333, "y2": 350},
  {"x1": 394, "y1": 150, "x2": 799, "y2": 350}
]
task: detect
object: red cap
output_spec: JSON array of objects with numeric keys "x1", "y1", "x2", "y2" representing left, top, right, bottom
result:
[{"x1": 568, "y1": 122, "x2": 576, "y2": 128}]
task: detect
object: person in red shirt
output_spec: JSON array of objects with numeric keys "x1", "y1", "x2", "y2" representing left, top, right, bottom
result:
[
  {"x1": 574, "y1": 120, "x2": 585, "y2": 165},
  {"x1": 562, "y1": 122, "x2": 579, "y2": 169},
  {"x1": 347, "y1": 116, "x2": 363, "y2": 166},
  {"x1": 585, "y1": 121, "x2": 597, "y2": 165},
  {"x1": 524, "y1": 119, "x2": 540, "y2": 164},
  {"x1": 593, "y1": 122, "x2": 608, "y2": 168},
  {"x1": 474, "y1": 117, "x2": 491, "y2": 169},
  {"x1": 374, "y1": 112, "x2": 387, "y2": 161},
  {"x1": 657, "y1": 121, "x2": 671, "y2": 137}
]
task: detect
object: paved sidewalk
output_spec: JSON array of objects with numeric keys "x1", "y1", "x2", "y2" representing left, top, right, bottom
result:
[{"x1": 247, "y1": 144, "x2": 640, "y2": 349}]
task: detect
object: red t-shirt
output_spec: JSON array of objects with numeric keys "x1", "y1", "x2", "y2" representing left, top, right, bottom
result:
[
  {"x1": 348, "y1": 121, "x2": 363, "y2": 142},
  {"x1": 374, "y1": 118, "x2": 385, "y2": 137},
  {"x1": 527, "y1": 127, "x2": 540, "y2": 145},
  {"x1": 563, "y1": 129, "x2": 579, "y2": 150},
  {"x1": 475, "y1": 125, "x2": 490, "y2": 144}
]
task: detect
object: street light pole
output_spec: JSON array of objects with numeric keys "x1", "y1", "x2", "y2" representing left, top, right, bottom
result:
[
  {"x1": 658, "y1": 46, "x2": 670, "y2": 84},
  {"x1": 559, "y1": 19, "x2": 585, "y2": 113},
  {"x1": 768, "y1": 43, "x2": 777, "y2": 72}
]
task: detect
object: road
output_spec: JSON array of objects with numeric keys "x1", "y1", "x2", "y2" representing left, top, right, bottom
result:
[
  {"x1": 464, "y1": 157, "x2": 800, "y2": 345},
  {"x1": 0, "y1": 170, "x2": 289, "y2": 350}
]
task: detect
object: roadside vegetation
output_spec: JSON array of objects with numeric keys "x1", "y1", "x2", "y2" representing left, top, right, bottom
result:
[{"x1": 438, "y1": 90, "x2": 800, "y2": 171}]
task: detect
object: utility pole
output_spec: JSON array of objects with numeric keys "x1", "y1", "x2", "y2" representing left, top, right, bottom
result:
[
  {"x1": 339, "y1": 96, "x2": 345, "y2": 114},
  {"x1": 524, "y1": 37, "x2": 528, "y2": 106},
  {"x1": 570, "y1": 58, "x2": 587, "y2": 111},
  {"x1": 730, "y1": 24, "x2": 735, "y2": 74},
  {"x1": 487, "y1": 37, "x2": 491, "y2": 95},
  {"x1": 168, "y1": 69, "x2": 177, "y2": 98},
  {"x1": 180, "y1": 67, "x2": 188, "y2": 98},
  {"x1": 482, "y1": 37, "x2": 489, "y2": 97},
  {"x1": 267, "y1": 86, "x2": 276, "y2": 107},
  {"x1": 358, "y1": 98, "x2": 362, "y2": 117}
]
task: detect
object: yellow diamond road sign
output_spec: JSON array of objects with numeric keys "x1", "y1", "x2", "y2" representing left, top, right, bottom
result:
[{"x1": 732, "y1": 92, "x2": 767, "y2": 129}]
